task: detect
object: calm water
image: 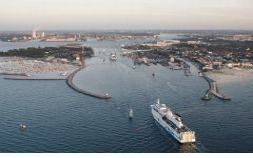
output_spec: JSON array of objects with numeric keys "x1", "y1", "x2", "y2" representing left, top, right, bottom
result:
[{"x1": 0, "y1": 37, "x2": 253, "y2": 153}]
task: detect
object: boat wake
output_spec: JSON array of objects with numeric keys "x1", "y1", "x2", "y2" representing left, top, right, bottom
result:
[
  {"x1": 153, "y1": 116, "x2": 208, "y2": 153},
  {"x1": 166, "y1": 81, "x2": 177, "y2": 91},
  {"x1": 179, "y1": 141, "x2": 208, "y2": 153},
  {"x1": 179, "y1": 107, "x2": 203, "y2": 115}
]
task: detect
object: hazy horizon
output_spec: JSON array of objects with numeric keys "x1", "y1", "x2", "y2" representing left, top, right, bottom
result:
[{"x1": 0, "y1": 0, "x2": 253, "y2": 31}]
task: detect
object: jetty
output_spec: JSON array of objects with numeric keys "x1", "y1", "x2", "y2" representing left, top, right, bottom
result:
[
  {"x1": 201, "y1": 73, "x2": 231, "y2": 101},
  {"x1": 4, "y1": 77, "x2": 66, "y2": 80},
  {"x1": 66, "y1": 66, "x2": 111, "y2": 100},
  {"x1": 0, "y1": 72, "x2": 27, "y2": 76}
]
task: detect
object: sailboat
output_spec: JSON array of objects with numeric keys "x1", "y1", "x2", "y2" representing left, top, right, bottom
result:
[
  {"x1": 19, "y1": 124, "x2": 28, "y2": 130},
  {"x1": 132, "y1": 61, "x2": 136, "y2": 69},
  {"x1": 152, "y1": 72, "x2": 155, "y2": 77},
  {"x1": 60, "y1": 72, "x2": 68, "y2": 76},
  {"x1": 129, "y1": 109, "x2": 134, "y2": 120}
]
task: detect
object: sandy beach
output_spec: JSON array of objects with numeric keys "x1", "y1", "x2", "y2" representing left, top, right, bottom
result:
[
  {"x1": 0, "y1": 57, "x2": 78, "y2": 76},
  {"x1": 206, "y1": 68, "x2": 253, "y2": 84}
]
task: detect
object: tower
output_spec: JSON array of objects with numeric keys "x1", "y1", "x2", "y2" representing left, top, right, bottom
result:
[
  {"x1": 32, "y1": 29, "x2": 37, "y2": 39},
  {"x1": 41, "y1": 32, "x2": 45, "y2": 38}
]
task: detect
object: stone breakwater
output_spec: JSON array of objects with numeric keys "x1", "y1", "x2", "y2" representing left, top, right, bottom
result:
[{"x1": 66, "y1": 66, "x2": 112, "y2": 100}]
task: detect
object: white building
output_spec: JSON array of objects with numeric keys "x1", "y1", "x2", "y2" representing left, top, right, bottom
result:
[
  {"x1": 41, "y1": 32, "x2": 45, "y2": 38},
  {"x1": 142, "y1": 40, "x2": 180, "y2": 48},
  {"x1": 187, "y1": 41, "x2": 202, "y2": 45},
  {"x1": 61, "y1": 58, "x2": 69, "y2": 63},
  {"x1": 241, "y1": 62, "x2": 253, "y2": 68},
  {"x1": 203, "y1": 64, "x2": 213, "y2": 71}
]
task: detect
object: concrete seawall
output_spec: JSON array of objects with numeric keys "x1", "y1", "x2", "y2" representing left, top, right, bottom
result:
[
  {"x1": 0, "y1": 72, "x2": 27, "y2": 76},
  {"x1": 4, "y1": 77, "x2": 66, "y2": 80},
  {"x1": 201, "y1": 72, "x2": 231, "y2": 101}
]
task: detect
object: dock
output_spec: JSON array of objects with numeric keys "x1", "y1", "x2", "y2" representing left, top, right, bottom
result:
[
  {"x1": 66, "y1": 66, "x2": 112, "y2": 100},
  {"x1": 201, "y1": 73, "x2": 231, "y2": 101}
]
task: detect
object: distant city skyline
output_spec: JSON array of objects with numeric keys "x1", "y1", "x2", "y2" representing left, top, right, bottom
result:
[{"x1": 0, "y1": 0, "x2": 253, "y2": 31}]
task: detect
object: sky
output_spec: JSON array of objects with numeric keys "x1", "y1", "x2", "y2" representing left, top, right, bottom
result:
[{"x1": 0, "y1": 0, "x2": 252, "y2": 30}]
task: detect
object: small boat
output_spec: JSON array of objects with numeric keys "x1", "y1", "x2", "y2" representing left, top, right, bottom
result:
[
  {"x1": 198, "y1": 72, "x2": 203, "y2": 77},
  {"x1": 129, "y1": 109, "x2": 134, "y2": 119},
  {"x1": 134, "y1": 60, "x2": 141, "y2": 65},
  {"x1": 110, "y1": 53, "x2": 117, "y2": 61},
  {"x1": 121, "y1": 52, "x2": 128, "y2": 56},
  {"x1": 132, "y1": 65, "x2": 136, "y2": 69},
  {"x1": 104, "y1": 93, "x2": 111, "y2": 99},
  {"x1": 19, "y1": 124, "x2": 28, "y2": 130},
  {"x1": 60, "y1": 72, "x2": 68, "y2": 76},
  {"x1": 201, "y1": 95, "x2": 212, "y2": 100},
  {"x1": 152, "y1": 72, "x2": 155, "y2": 77}
]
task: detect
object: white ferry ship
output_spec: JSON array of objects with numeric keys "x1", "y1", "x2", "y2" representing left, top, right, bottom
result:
[
  {"x1": 60, "y1": 72, "x2": 68, "y2": 76},
  {"x1": 151, "y1": 99, "x2": 196, "y2": 143}
]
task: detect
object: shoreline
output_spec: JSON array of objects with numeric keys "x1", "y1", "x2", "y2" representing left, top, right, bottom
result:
[{"x1": 206, "y1": 68, "x2": 253, "y2": 84}]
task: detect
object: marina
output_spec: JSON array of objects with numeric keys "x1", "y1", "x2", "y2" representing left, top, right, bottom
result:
[
  {"x1": 2, "y1": 62, "x2": 112, "y2": 99},
  {"x1": 0, "y1": 57, "x2": 77, "y2": 75}
]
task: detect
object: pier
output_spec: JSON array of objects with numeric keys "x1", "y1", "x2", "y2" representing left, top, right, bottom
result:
[
  {"x1": 201, "y1": 73, "x2": 231, "y2": 101},
  {"x1": 0, "y1": 72, "x2": 27, "y2": 76},
  {"x1": 66, "y1": 66, "x2": 112, "y2": 100},
  {"x1": 4, "y1": 77, "x2": 66, "y2": 80}
]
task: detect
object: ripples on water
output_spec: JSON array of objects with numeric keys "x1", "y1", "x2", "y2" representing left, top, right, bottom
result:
[{"x1": 0, "y1": 39, "x2": 253, "y2": 152}]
